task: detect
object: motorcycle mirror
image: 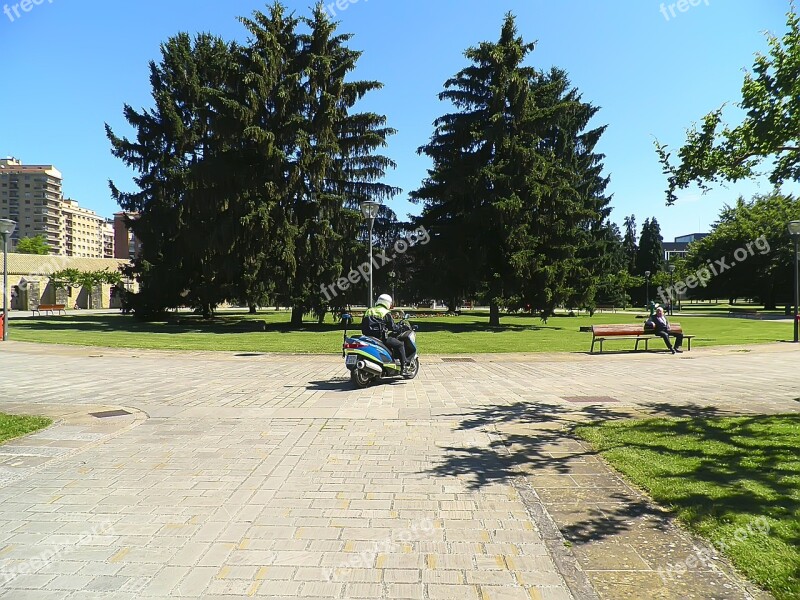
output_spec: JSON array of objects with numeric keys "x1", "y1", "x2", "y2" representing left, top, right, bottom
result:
[
  {"x1": 342, "y1": 314, "x2": 352, "y2": 323},
  {"x1": 404, "y1": 313, "x2": 411, "y2": 320},
  {"x1": 413, "y1": 325, "x2": 419, "y2": 331}
]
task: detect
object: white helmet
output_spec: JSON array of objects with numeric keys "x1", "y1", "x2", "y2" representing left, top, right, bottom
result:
[{"x1": 376, "y1": 294, "x2": 393, "y2": 309}]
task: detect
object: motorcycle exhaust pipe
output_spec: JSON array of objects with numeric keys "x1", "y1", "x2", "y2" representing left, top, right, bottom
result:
[{"x1": 356, "y1": 360, "x2": 383, "y2": 375}]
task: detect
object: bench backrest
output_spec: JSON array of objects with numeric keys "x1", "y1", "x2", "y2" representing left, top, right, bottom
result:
[{"x1": 593, "y1": 323, "x2": 683, "y2": 336}]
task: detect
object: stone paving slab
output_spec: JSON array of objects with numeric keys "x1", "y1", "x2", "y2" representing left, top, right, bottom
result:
[
  {"x1": 0, "y1": 341, "x2": 798, "y2": 598},
  {"x1": 0, "y1": 405, "x2": 145, "y2": 490}
]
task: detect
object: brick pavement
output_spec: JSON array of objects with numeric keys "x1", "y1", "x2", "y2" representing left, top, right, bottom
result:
[{"x1": 0, "y1": 341, "x2": 798, "y2": 599}]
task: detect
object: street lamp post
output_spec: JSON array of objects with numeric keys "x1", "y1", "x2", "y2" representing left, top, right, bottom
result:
[
  {"x1": 0, "y1": 219, "x2": 16, "y2": 342},
  {"x1": 360, "y1": 201, "x2": 381, "y2": 307},
  {"x1": 668, "y1": 264, "x2": 676, "y2": 316},
  {"x1": 644, "y1": 270, "x2": 651, "y2": 314},
  {"x1": 789, "y1": 220, "x2": 800, "y2": 343}
]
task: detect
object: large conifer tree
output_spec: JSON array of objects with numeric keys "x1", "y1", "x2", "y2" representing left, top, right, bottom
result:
[
  {"x1": 107, "y1": 2, "x2": 397, "y2": 319},
  {"x1": 412, "y1": 14, "x2": 613, "y2": 324},
  {"x1": 635, "y1": 217, "x2": 665, "y2": 275},
  {"x1": 282, "y1": 4, "x2": 398, "y2": 324},
  {"x1": 107, "y1": 33, "x2": 245, "y2": 317}
]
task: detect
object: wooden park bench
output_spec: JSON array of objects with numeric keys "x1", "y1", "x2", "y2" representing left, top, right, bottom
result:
[
  {"x1": 32, "y1": 304, "x2": 67, "y2": 316},
  {"x1": 590, "y1": 323, "x2": 694, "y2": 354}
]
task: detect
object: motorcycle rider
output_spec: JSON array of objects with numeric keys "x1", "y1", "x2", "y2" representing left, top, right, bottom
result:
[{"x1": 361, "y1": 294, "x2": 408, "y2": 372}]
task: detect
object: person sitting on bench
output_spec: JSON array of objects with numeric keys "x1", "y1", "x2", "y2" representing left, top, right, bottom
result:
[{"x1": 649, "y1": 306, "x2": 684, "y2": 354}]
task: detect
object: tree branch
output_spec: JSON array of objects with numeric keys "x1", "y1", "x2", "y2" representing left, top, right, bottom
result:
[{"x1": 732, "y1": 146, "x2": 800, "y2": 167}]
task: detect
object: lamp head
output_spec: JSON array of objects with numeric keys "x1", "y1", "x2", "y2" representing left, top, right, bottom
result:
[
  {"x1": 668, "y1": 264, "x2": 676, "y2": 273},
  {"x1": 0, "y1": 219, "x2": 15, "y2": 236},
  {"x1": 360, "y1": 201, "x2": 381, "y2": 220},
  {"x1": 789, "y1": 220, "x2": 800, "y2": 237},
  {"x1": 645, "y1": 270, "x2": 651, "y2": 278}
]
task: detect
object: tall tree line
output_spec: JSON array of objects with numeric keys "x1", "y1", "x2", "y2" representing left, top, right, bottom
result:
[{"x1": 107, "y1": 2, "x2": 397, "y2": 319}]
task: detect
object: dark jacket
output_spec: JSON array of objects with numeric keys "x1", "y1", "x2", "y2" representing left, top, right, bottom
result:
[{"x1": 649, "y1": 314, "x2": 670, "y2": 333}]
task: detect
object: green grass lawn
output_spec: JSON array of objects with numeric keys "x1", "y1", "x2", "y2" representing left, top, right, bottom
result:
[
  {"x1": 575, "y1": 415, "x2": 800, "y2": 600},
  {"x1": 0, "y1": 414, "x2": 52, "y2": 445},
  {"x1": 5, "y1": 310, "x2": 792, "y2": 353}
]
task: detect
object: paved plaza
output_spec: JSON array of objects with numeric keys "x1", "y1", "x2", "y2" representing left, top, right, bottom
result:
[{"x1": 0, "y1": 341, "x2": 798, "y2": 599}]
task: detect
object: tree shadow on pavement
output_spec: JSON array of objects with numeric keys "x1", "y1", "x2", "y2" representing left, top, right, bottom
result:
[
  {"x1": 425, "y1": 400, "x2": 791, "y2": 547},
  {"x1": 427, "y1": 401, "x2": 624, "y2": 488}
]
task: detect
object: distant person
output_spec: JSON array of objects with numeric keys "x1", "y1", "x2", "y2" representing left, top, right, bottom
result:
[{"x1": 649, "y1": 306, "x2": 684, "y2": 354}]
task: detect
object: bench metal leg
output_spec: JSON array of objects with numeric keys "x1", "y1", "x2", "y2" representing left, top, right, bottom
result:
[
  {"x1": 590, "y1": 338, "x2": 595, "y2": 354},
  {"x1": 634, "y1": 338, "x2": 640, "y2": 351}
]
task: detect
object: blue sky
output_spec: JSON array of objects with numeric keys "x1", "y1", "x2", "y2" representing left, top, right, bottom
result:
[{"x1": 0, "y1": 0, "x2": 795, "y2": 241}]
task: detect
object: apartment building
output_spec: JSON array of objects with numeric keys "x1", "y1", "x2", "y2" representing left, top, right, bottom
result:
[
  {"x1": 0, "y1": 157, "x2": 64, "y2": 252},
  {"x1": 0, "y1": 158, "x2": 114, "y2": 258},
  {"x1": 103, "y1": 220, "x2": 115, "y2": 259},
  {"x1": 61, "y1": 198, "x2": 109, "y2": 258}
]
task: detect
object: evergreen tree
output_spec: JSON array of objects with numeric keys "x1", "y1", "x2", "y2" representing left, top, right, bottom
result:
[
  {"x1": 233, "y1": 4, "x2": 304, "y2": 314},
  {"x1": 636, "y1": 217, "x2": 665, "y2": 275},
  {"x1": 107, "y1": 33, "x2": 243, "y2": 318},
  {"x1": 622, "y1": 215, "x2": 638, "y2": 273},
  {"x1": 412, "y1": 14, "x2": 612, "y2": 324},
  {"x1": 594, "y1": 223, "x2": 630, "y2": 308},
  {"x1": 107, "y1": 2, "x2": 397, "y2": 320},
  {"x1": 282, "y1": 4, "x2": 398, "y2": 324}
]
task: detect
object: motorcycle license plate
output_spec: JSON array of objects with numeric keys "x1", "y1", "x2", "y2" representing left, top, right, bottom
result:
[{"x1": 345, "y1": 355, "x2": 358, "y2": 367}]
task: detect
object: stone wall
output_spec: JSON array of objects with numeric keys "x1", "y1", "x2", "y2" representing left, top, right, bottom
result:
[{"x1": 3, "y1": 276, "x2": 124, "y2": 311}]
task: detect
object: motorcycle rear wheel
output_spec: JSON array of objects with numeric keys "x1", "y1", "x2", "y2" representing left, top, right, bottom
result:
[{"x1": 351, "y1": 369, "x2": 373, "y2": 388}]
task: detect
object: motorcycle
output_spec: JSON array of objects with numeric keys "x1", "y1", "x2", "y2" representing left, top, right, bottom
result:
[{"x1": 341, "y1": 312, "x2": 420, "y2": 388}]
